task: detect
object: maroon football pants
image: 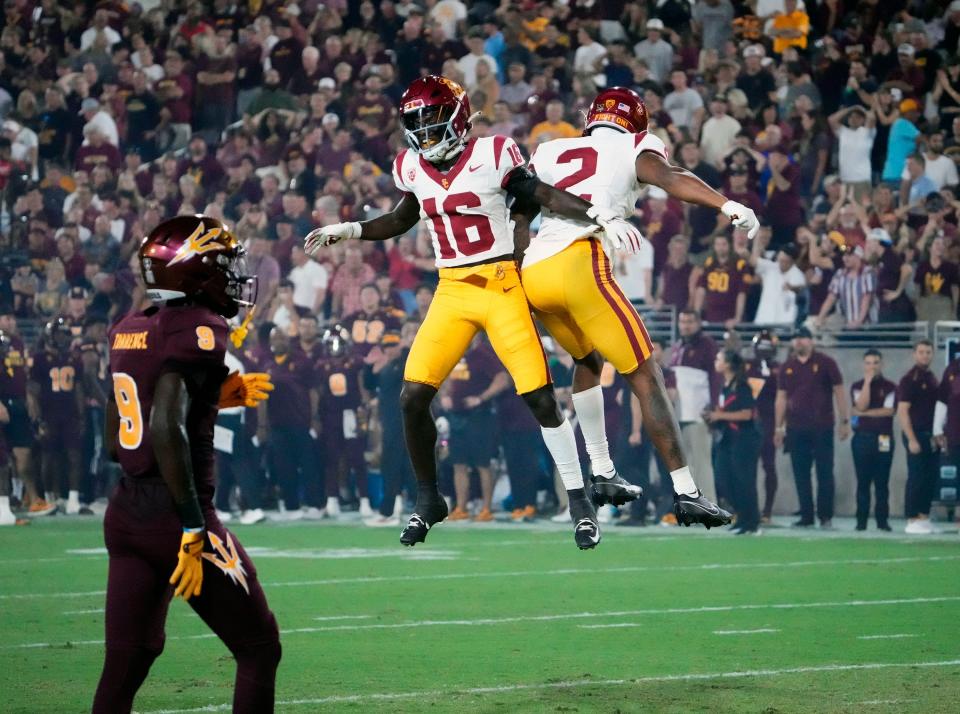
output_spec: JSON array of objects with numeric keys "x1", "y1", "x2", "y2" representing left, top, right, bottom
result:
[{"x1": 92, "y1": 477, "x2": 281, "y2": 713}]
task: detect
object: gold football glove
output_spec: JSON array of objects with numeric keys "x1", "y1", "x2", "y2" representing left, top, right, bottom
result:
[
  {"x1": 170, "y1": 530, "x2": 205, "y2": 601},
  {"x1": 219, "y1": 372, "x2": 274, "y2": 409}
]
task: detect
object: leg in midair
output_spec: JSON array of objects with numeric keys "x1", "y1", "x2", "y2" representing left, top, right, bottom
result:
[
  {"x1": 623, "y1": 360, "x2": 731, "y2": 528},
  {"x1": 521, "y1": 384, "x2": 600, "y2": 549},
  {"x1": 399, "y1": 381, "x2": 448, "y2": 545}
]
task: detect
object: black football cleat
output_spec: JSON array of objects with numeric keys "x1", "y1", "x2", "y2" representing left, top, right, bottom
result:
[
  {"x1": 399, "y1": 498, "x2": 448, "y2": 547},
  {"x1": 591, "y1": 471, "x2": 643, "y2": 507},
  {"x1": 574, "y1": 517, "x2": 601, "y2": 550},
  {"x1": 673, "y1": 490, "x2": 732, "y2": 529}
]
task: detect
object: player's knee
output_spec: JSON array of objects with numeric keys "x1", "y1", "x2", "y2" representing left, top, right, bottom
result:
[
  {"x1": 573, "y1": 350, "x2": 603, "y2": 376},
  {"x1": 234, "y1": 636, "x2": 282, "y2": 678},
  {"x1": 520, "y1": 385, "x2": 562, "y2": 427},
  {"x1": 400, "y1": 381, "x2": 436, "y2": 416}
]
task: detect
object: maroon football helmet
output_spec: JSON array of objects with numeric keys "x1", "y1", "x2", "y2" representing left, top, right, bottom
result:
[
  {"x1": 399, "y1": 75, "x2": 472, "y2": 163},
  {"x1": 138, "y1": 215, "x2": 257, "y2": 319},
  {"x1": 584, "y1": 87, "x2": 649, "y2": 135}
]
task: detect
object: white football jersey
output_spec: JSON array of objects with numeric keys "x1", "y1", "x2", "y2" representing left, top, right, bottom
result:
[
  {"x1": 522, "y1": 129, "x2": 668, "y2": 269},
  {"x1": 392, "y1": 135, "x2": 525, "y2": 269}
]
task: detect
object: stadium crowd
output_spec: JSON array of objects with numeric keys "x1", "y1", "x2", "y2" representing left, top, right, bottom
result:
[{"x1": 1, "y1": 0, "x2": 959, "y2": 533}]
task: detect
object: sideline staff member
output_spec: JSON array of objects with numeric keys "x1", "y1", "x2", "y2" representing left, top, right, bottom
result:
[
  {"x1": 896, "y1": 340, "x2": 939, "y2": 535},
  {"x1": 774, "y1": 327, "x2": 850, "y2": 528},
  {"x1": 850, "y1": 349, "x2": 896, "y2": 531}
]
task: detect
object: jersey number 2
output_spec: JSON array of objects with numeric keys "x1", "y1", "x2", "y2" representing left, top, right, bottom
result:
[
  {"x1": 422, "y1": 193, "x2": 496, "y2": 260},
  {"x1": 554, "y1": 147, "x2": 598, "y2": 202},
  {"x1": 112, "y1": 373, "x2": 143, "y2": 450}
]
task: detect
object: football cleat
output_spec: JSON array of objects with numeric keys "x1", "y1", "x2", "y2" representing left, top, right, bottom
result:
[
  {"x1": 574, "y1": 518, "x2": 601, "y2": 550},
  {"x1": 27, "y1": 499, "x2": 57, "y2": 517},
  {"x1": 400, "y1": 497, "x2": 449, "y2": 547},
  {"x1": 473, "y1": 508, "x2": 494, "y2": 522},
  {"x1": 590, "y1": 471, "x2": 642, "y2": 507},
  {"x1": 673, "y1": 490, "x2": 732, "y2": 529}
]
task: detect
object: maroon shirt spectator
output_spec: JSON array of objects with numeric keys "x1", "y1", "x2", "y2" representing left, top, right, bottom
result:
[
  {"x1": 778, "y1": 349, "x2": 844, "y2": 431},
  {"x1": 695, "y1": 238, "x2": 747, "y2": 325},
  {"x1": 643, "y1": 192, "x2": 684, "y2": 273},
  {"x1": 342, "y1": 286, "x2": 403, "y2": 359},
  {"x1": 349, "y1": 76, "x2": 396, "y2": 136},
  {"x1": 156, "y1": 51, "x2": 194, "y2": 124},
  {"x1": 851, "y1": 376, "x2": 897, "y2": 433},
  {"x1": 177, "y1": 136, "x2": 226, "y2": 194},
  {"x1": 898, "y1": 363, "x2": 938, "y2": 434},
  {"x1": 0, "y1": 331, "x2": 28, "y2": 401},
  {"x1": 765, "y1": 153, "x2": 804, "y2": 247},
  {"x1": 446, "y1": 341, "x2": 503, "y2": 412},
  {"x1": 75, "y1": 134, "x2": 122, "y2": 173},
  {"x1": 269, "y1": 22, "x2": 305, "y2": 86}
]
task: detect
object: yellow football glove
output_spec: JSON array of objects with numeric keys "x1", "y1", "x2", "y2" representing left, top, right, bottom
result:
[
  {"x1": 170, "y1": 530, "x2": 205, "y2": 601},
  {"x1": 229, "y1": 307, "x2": 256, "y2": 349},
  {"x1": 218, "y1": 372, "x2": 274, "y2": 409}
]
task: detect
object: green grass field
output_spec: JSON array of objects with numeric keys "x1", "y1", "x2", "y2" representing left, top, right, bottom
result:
[{"x1": 1, "y1": 517, "x2": 958, "y2": 713}]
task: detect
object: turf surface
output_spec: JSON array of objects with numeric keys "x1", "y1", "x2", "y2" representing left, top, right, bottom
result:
[{"x1": 1, "y1": 517, "x2": 958, "y2": 713}]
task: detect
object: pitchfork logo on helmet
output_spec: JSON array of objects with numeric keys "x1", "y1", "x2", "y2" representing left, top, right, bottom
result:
[
  {"x1": 585, "y1": 87, "x2": 648, "y2": 135},
  {"x1": 400, "y1": 75, "x2": 472, "y2": 163},
  {"x1": 138, "y1": 215, "x2": 258, "y2": 319}
]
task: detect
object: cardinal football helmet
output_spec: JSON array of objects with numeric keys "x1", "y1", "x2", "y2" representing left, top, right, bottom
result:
[
  {"x1": 400, "y1": 75, "x2": 472, "y2": 163},
  {"x1": 584, "y1": 87, "x2": 648, "y2": 135}
]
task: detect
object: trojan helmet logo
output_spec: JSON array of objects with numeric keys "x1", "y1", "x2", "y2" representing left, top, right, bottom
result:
[
  {"x1": 168, "y1": 222, "x2": 224, "y2": 266},
  {"x1": 202, "y1": 531, "x2": 250, "y2": 594},
  {"x1": 438, "y1": 76, "x2": 465, "y2": 98},
  {"x1": 604, "y1": 98, "x2": 616, "y2": 110}
]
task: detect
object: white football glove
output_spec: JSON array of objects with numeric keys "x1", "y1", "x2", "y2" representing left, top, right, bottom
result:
[
  {"x1": 721, "y1": 200, "x2": 759, "y2": 240},
  {"x1": 304, "y1": 221, "x2": 361, "y2": 255},
  {"x1": 586, "y1": 205, "x2": 644, "y2": 254}
]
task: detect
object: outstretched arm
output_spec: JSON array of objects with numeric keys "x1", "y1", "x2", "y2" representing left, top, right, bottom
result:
[
  {"x1": 636, "y1": 152, "x2": 758, "y2": 238},
  {"x1": 305, "y1": 193, "x2": 421, "y2": 253}
]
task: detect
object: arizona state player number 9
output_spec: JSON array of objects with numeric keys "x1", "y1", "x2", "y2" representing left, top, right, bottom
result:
[{"x1": 112, "y1": 372, "x2": 143, "y2": 450}]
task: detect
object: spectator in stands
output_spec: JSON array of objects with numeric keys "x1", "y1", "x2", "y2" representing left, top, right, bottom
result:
[
  {"x1": 830, "y1": 105, "x2": 876, "y2": 200},
  {"x1": 632, "y1": 18, "x2": 671, "y2": 85},
  {"x1": 748, "y1": 235, "x2": 805, "y2": 326},
  {"x1": 528, "y1": 99, "x2": 579, "y2": 147},
  {"x1": 664, "y1": 69, "x2": 705, "y2": 136},
  {"x1": 902, "y1": 154, "x2": 939, "y2": 207},
  {"x1": 897, "y1": 341, "x2": 940, "y2": 535},
  {"x1": 655, "y1": 234, "x2": 695, "y2": 312},
  {"x1": 768, "y1": 0, "x2": 809, "y2": 56},
  {"x1": 691, "y1": 0, "x2": 734, "y2": 53},
  {"x1": 699, "y1": 93, "x2": 741, "y2": 167},
  {"x1": 913, "y1": 235, "x2": 958, "y2": 323},
  {"x1": 694, "y1": 234, "x2": 747, "y2": 327},
  {"x1": 775, "y1": 327, "x2": 849, "y2": 528},
  {"x1": 331, "y1": 245, "x2": 376, "y2": 318},
  {"x1": 882, "y1": 99, "x2": 922, "y2": 184},
  {"x1": 288, "y1": 246, "x2": 328, "y2": 316},
  {"x1": 850, "y1": 349, "x2": 897, "y2": 532},
  {"x1": 816, "y1": 245, "x2": 877, "y2": 329}
]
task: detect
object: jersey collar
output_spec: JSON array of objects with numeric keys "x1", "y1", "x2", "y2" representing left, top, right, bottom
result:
[{"x1": 418, "y1": 139, "x2": 476, "y2": 190}]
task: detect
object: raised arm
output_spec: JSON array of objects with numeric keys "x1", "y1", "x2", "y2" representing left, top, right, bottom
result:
[{"x1": 636, "y1": 152, "x2": 758, "y2": 238}]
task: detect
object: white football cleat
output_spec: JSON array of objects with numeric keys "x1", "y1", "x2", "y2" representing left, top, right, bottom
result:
[
  {"x1": 359, "y1": 497, "x2": 374, "y2": 518},
  {"x1": 550, "y1": 506, "x2": 571, "y2": 523},
  {"x1": 239, "y1": 508, "x2": 266, "y2": 525},
  {"x1": 301, "y1": 506, "x2": 326, "y2": 521},
  {"x1": 325, "y1": 497, "x2": 341, "y2": 517},
  {"x1": 364, "y1": 513, "x2": 401, "y2": 527}
]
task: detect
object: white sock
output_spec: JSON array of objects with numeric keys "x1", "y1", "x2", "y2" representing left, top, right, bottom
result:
[
  {"x1": 68, "y1": 490, "x2": 80, "y2": 505},
  {"x1": 393, "y1": 495, "x2": 404, "y2": 517},
  {"x1": 670, "y1": 466, "x2": 698, "y2": 496},
  {"x1": 571, "y1": 386, "x2": 616, "y2": 477},
  {"x1": 0, "y1": 495, "x2": 12, "y2": 517},
  {"x1": 541, "y1": 419, "x2": 585, "y2": 491}
]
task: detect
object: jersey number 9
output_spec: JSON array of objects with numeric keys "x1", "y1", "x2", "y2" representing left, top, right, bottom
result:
[{"x1": 112, "y1": 373, "x2": 144, "y2": 450}]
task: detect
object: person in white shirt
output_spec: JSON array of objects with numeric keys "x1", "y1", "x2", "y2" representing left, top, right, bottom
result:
[
  {"x1": 79, "y1": 98, "x2": 119, "y2": 147},
  {"x1": 614, "y1": 238, "x2": 655, "y2": 304},
  {"x1": 80, "y1": 10, "x2": 121, "y2": 52},
  {"x1": 430, "y1": 0, "x2": 467, "y2": 41},
  {"x1": 574, "y1": 27, "x2": 607, "y2": 85},
  {"x1": 2, "y1": 120, "x2": 38, "y2": 180},
  {"x1": 901, "y1": 130, "x2": 959, "y2": 191},
  {"x1": 288, "y1": 245, "x2": 328, "y2": 314},
  {"x1": 699, "y1": 93, "x2": 741, "y2": 166},
  {"x1": 828, "y1": 105, "x2": 876, "y2": 198},
  {"x1": 663, "y1": 70, "x2": 705, "y2": 135},
  {"x1": 749, "y1": 235, "x2": 806, "y2": 325},
  {"x1": 458, "y1": 28, "x2": 499, "y2": 90},
  {"x1": 632, "y1": 18, "x2": 673, "y2": 84}
]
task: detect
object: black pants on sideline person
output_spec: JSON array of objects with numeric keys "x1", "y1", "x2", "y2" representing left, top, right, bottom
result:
[
  {"x1": 379, "y1": 430, "x2": 413, "y2": 517},
  {"x1": 268, "y1": 426, "x2": 322, "y2": 511},
  {"x1": 501, "y1": 429, "x2": 542, "y2": 511},
  {"x1": 903, "y1": 431, "x2": 939, "y2": 518},
  {"x1": 215, "y1": 413, "x2": 265, "y2": 512},
  {"x1": 851, "y1": 432, "x2": 893, "y2": 528},
  {"x1": 713, "y1": 429, "x2": 761, "y2": 531},
  {"x1": 787, "y1": 428, "x2": 835, "y2": 524}
]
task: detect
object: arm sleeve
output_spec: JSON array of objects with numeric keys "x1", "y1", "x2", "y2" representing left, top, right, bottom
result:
[{"x1": 494, "y1": 135, "x2": 526, "y2": 187}]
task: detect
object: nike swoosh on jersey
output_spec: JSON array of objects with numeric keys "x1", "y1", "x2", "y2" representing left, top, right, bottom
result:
[{"x1": 468, "y1": 164, "x2": 483, "y2": 172}]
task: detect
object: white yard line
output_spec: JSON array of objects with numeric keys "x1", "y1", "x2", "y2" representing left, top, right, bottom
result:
[
  {"x1": 142, "y1": 658, "x2": 960, "y2": 713},
  {"x1": 7, "y1": 595, "x2": 958, "y2": 649},
  {"x1": 2, "y1": 553, "x2": 957, "y2": 601},
  {"x1": 857, "y1": 634, "x2": 919, "y2": 640},
  {"x1": 61, "y1": 608, "x2": 105, "y2": 616},
  {"x1": 713, "y1": 628, "x2": 780, "y2": 635},
  {"x1": 311, "y1": 615, "x2": 374, "y2": 622}
]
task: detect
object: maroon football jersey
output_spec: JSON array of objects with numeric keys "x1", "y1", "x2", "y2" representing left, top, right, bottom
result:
[
  {"x1": 30, "y1": 348, "x2": 83, "y2": 417},
  {"x1": 0, "y1": 335, "x2": 28, "y2": 400},
  {"x1": 697, "y1": 256, "x2": 746, "y2": 323},
  {"x1": 316, "y1": 354, "x2": 364, "y2": 416},
  {"x1": 107, "y1": 305, "x2": 229, "y2": 504},
  {"x1": 342, "y1": 309, "x2": 403, "y2": 358}
]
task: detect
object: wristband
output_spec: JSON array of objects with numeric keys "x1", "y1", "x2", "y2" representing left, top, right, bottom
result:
[{"x1": 183, "y1": 526, "x2": 204, "y2": 534}]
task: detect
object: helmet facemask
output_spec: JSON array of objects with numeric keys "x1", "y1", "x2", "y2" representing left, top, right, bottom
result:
[
  {"x1": 201, "y1": 247, "x2": 258, "y2": 319},
  {"x1": 402, "y1": 103, "x2": 466, "y2": 163}
]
